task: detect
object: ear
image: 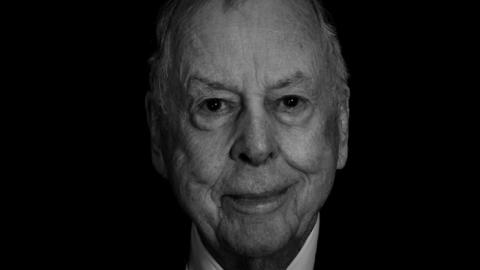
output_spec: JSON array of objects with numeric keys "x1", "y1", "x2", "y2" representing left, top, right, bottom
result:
[
  {"x1": 336, "y1": 93, "x2": 349, "y2": 169},
  {"x1": 145, "y1": 92, "x2": 167, "y2": 178}
]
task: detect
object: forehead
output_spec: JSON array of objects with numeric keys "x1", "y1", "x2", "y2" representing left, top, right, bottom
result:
[{"x1": 179, "y1": 0, "x2": 322, "y2": 87}]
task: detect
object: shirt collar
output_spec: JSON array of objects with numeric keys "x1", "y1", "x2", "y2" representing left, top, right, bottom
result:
[{"x1": 187, "y1": 215, "x2": 320, "y2": 270}]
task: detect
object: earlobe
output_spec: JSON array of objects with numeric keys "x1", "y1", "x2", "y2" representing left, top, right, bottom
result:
[
  {"x1": 145, "y1": 92, "x2": 168, "y2": 178},
  {"x1": 336, "y1": 98, "x2": 349, "y2": 169}
]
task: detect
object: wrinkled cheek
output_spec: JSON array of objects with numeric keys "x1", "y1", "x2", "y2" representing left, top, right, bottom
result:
[
  {"x1": 169, "y1": 140, "x2": 224, "y2": 228},
  {"x1": 279, "y1": 129, "x2": 338, "y2": 218},
  {"x1": 182, "y1": 129, "x2": 228, "y2": 184},
  {"x1": 281, "y1": 132, "x2": 336, "y2": 174},
  {"x1": 291, "y1": 159, "x2": 336, "y2": 224},
  {"x1": 280, "y1": 109, "x2": 339, "y2": 174}
]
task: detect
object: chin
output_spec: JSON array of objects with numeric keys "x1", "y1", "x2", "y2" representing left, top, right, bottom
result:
[{"x1": 217, "y1": 210, "x2": 296, "y2": 258}]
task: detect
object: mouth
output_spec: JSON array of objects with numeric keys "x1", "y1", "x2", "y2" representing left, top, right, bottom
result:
[{"x1": 222, "y1": 185, "x2": 292, "y2": 215}]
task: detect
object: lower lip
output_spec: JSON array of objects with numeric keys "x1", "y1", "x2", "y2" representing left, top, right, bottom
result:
[{"x1": 222, "y1": 186, "x2": 291, "y2": 215}]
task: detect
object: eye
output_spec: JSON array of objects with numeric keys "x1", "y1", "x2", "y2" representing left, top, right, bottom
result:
[
  {"x1": 191, "y1": 96, "x2": 239, "y2": 130},
  {"x1": 282, "y1": 96, "x2": 300, "y2": 108},
  {"x1": 197, "y1": 98, "x2": 234, "y2": 116},
  {"x1": 274, "y1": 95, "x2": 313, "y2": 124},
  {"x1": 203, "y1": 98, "x2": 223, "y2": 112},
  {"x1": 277, "y1": 95, "x2": 308, "y2": 113}
]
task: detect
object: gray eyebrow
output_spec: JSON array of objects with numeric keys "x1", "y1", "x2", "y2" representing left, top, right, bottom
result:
[
  {"x1": 266, "y1": 71, "x2": 311, "y2": 91},
  {"x1": 188, "y1": 71, "x2": 311, "y2": 93},
  {"x1": 188, "y1": 75, "x2": 239, "y2": 92}
]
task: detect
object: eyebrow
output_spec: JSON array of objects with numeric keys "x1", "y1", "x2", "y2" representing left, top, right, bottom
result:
[
  {"x1": 188, "y1": 71, "x2": 312, "y2": 93},
  {"x1": 188, "y1": 75, "x2": 239, "y2": 93},
  {"x1": 266, "y1": 71, "x2": 312, "y2": 91}
]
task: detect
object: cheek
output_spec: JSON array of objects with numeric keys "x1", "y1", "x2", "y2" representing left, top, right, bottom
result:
[
  {"x1": 179, "y1": 124, "x2": 232, "y2": 185},
  {"x1": 277, "y1": 114, "x2": 339, "y2": 217},
  {"x1": 170, "y1": 119, "x2": 235, "y2": 207},
  {"x1": 278, "y1": 122, "x2": 336, "y2": 174},
  {"x1": 169, "y1": 125, "x2": 232, "y2": 231}
]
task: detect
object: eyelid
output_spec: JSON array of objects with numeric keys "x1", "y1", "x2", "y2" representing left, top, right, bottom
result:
[
  {"x1": 276, "y1": 95, "x2": 308, "y2": 111},
  {"x1": 273, "y1": 95, "x2": 313, "y2": 126},
  {"x1": 189, "y1": 90, "x2": 239, "y2": 108},
  {"x1": 195, "y1": 98, "x2": 239, "y2": 117}
]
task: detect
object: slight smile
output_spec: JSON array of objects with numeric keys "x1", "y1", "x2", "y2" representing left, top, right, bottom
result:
[{"x1": 222, "y1": 185, "x2": 293, "y2": 215}]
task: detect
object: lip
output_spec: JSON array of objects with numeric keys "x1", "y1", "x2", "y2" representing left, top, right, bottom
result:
[{"x1": 222, "y1": 185, "x2": 292, "y2": 215}]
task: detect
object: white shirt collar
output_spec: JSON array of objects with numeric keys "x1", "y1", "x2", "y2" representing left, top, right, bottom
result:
[{"x1": 187, "y1": 215, "x2": 320, "y2": 270}]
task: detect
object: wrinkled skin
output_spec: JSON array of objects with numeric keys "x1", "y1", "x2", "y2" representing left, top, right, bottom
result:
[{"x1": 149, "y1": 0, "x2": 348, "y2": 269}]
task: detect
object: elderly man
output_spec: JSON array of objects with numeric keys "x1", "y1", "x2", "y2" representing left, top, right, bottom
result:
[{"x1": 146, "y1": 0, "x2": 349, "y2": 269}]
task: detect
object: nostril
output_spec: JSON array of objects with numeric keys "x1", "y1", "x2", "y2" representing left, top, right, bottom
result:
[{"x1": 238, "y1": 153, "x2": 250, "y2": 163}]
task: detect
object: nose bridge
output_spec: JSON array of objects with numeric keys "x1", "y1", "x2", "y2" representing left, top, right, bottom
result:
[
  {"x1": 231, "y1": 97, "x2": 277, "y2": 165},
  {"x1": 245, "y1": 106, "x2": 270, "y2": 153}
]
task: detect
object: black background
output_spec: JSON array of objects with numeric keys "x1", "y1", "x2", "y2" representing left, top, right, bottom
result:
[{"x1": 17, "y1": 0, "x2": 466, "y2": 268}]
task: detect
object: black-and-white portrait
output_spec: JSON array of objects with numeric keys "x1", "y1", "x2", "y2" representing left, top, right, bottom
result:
[
  {"x1": 145, "y1": 0, "x2": 348, "y2": 269},
  {"x1": 12, "y1": 0, "x2": 467, "y2": 268}
]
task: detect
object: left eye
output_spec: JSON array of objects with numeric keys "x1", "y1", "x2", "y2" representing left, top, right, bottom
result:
[{"x1": 277, "y1": 95, "x2": 307, "y2": 112}]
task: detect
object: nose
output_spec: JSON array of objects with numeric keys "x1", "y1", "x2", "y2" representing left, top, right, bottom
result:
[{"x1": 230, "y1": 109, "x2": 278, "y2": 166}]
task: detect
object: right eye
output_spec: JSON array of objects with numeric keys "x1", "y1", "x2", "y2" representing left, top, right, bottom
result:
[
  {"x1": 201, "y1": 98, "x2": 224, "y2": 112},
  {"x1": 192, "y1": 97, "x2": 239, "y2": 130},
  {"x1": 197, "y1": 98, "x2": 235, "y2": 116}
]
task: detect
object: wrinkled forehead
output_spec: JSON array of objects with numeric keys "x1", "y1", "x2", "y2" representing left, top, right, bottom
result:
[
  {"x1": 176, "y1": 0, "x2": 324, "y2": 85},
  {"x1": 188, "y1": 0, "x2": 320, "y2": 40}
]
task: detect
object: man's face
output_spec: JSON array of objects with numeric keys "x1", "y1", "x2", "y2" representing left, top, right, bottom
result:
[{"x1": 161, "y1": 0, "x2": 346, "y2": 259}]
